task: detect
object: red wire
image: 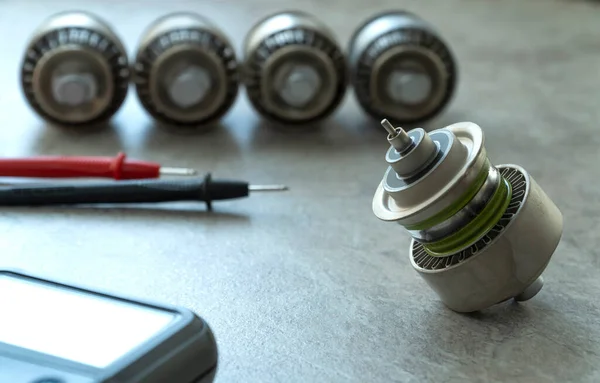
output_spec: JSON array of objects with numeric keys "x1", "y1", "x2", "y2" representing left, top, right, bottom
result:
[{"x1": 0, "y1": 152, "x2": 161, "y2": 180}]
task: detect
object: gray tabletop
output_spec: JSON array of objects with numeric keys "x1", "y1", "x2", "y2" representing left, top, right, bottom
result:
[{"x1": 1, "y1": 0, "x2": 600, "y2": 382}]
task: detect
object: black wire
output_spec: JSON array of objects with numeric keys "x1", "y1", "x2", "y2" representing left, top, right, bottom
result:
[{"x1": 0, "y1": 173, "x2": 250, "y2": 207}]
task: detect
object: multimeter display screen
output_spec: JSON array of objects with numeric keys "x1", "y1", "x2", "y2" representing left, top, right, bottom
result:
[{"x1": 0, "y1": 274, "x2": 177, "y2": 368}]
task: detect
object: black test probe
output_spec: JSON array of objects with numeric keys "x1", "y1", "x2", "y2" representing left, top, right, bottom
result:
[{"x1": 0, "y1": 174, "x2": 287, "y2": 209}]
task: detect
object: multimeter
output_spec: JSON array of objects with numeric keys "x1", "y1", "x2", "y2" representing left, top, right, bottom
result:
[{"x1": 0, "y1": 270, "x2": 218, "y2": 383}]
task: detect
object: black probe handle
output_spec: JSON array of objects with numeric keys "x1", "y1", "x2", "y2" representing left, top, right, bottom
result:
[{"x1": 0, "y1": 174, "x2": 249, "y2": 208}]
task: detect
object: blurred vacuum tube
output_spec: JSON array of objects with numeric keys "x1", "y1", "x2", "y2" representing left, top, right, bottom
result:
[
  {"x1": 348, "y1": 11, "x2": 457, "y2": 125},
  {"x1": 20, "y1": 11, "x2": 130, "y2": 127},
  {"x1": 242, "y1": 11, "x2": 348, "y2": 126},
  {"x1": 133, "y1": 12, "x2": 239, "y2": 128}
]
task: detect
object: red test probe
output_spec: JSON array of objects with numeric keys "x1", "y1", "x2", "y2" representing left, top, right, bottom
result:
[{"x1": 0, "y1": 152, "x2": 196, "y2": 180}]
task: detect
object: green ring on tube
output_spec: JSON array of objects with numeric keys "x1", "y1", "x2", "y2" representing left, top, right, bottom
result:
[
  {"x1": 404, "y1": 160, "x2": 491, "y2": 231},
  {"x1": 423, "y1": 176, "x2": 512, "y2": 257}
]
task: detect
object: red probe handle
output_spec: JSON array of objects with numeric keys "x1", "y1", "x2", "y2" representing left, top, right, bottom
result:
[{"x1": 0, "y1": 153, "x2": 161, "y2": 180}]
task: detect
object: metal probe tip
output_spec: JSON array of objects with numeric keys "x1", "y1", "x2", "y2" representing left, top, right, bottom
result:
[
  {"x1": 248, "y1": 184, "x2": 289, "y2": 192},
  {"x1": 159, "y1": 167, "x2": 197, "y2": 176},
  {"x1": 381, "y1": 119, "x2": 397, "y2": 136},
  {"x1": 381, "y1": 119, "x2": 413, "y2": 152}
]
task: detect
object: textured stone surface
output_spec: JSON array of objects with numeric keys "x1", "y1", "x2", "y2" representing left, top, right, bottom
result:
[{"x1": 0, "y1": 0, "x2": 599, "y2": 382}]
